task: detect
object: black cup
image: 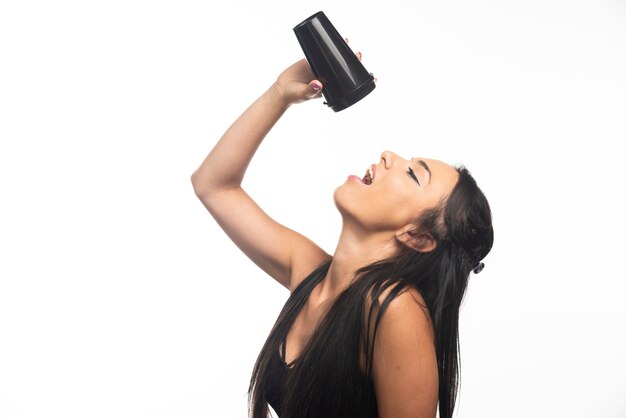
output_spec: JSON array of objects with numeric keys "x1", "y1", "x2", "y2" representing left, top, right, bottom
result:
[{"x1": 293, "y1": 11, "x2": 376, "y2": 112}]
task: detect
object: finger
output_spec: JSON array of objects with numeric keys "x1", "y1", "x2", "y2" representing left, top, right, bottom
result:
[
  {"x1": 344, "y1": 37, "x2": 349, "y2": 44},
  {"x1": 356, "y1": 51, "x2": 362, "y2": 61}
]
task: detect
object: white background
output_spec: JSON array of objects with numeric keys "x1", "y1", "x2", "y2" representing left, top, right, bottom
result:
[{"x1": 1, "y1": 1, "x2": 625, "y2": 417}]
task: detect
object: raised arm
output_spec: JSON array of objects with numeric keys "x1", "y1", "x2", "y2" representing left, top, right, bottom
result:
[{"x1": 191, "y1": 59, "x2": 331, "y2": 290}]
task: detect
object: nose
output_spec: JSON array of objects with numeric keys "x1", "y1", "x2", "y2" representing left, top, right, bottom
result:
[{"x1": 380, "y1": 151, "x2": 397, "y2": 169}]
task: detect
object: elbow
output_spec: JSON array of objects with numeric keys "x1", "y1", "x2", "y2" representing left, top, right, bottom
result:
[
  {"x1": 191, "y1": 170, "x2": 210, "y2": 199},
  {"x1": 191, "y1": 167, "x2": 240, "y2": 203},
  {"x1": 191, "y1": 170, "x2": 227, "y2": 204}
]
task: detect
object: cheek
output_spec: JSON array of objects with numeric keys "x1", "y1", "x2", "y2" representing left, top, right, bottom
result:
[
  {"x1": 380, "y1": 197, "x2": 420, "y2": 228},
  {"x1": 377, "y1": 180, "x2": 425, "y2": 223}
]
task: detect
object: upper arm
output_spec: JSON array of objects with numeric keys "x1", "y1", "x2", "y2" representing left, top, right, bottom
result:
[
  {"x1": 194, "y1": 186, "x2": 330, "y2": 289},
  {"x1": 371, "y1": 288, "x2": 439, "y2": 418}
]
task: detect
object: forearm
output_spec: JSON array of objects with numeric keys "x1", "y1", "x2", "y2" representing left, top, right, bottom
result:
[{"x1": 191, "y1": 82, "x2": 289, "y2": 196}]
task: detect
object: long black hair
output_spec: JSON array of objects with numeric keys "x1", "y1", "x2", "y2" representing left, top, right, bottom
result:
[{"x1": 248, "y1": 166, "x2": 494, "y2": 418}]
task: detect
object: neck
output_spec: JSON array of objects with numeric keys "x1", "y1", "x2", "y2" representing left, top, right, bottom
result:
[{"x1": 319, "y1": 221, "x2": 399, "y2": 299}]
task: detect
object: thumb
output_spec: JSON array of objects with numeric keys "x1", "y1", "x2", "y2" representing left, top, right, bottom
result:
[{"x1": 304, "y1": 80, "x2": 323, "y2": 98}]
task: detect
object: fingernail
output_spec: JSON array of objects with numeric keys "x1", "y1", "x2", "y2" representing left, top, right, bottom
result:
[{"x1": 312, "y1": 82, "x2": 321, "y2": 91}]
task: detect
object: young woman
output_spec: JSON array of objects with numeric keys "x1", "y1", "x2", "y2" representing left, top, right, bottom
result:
[{"x1": 191, "y1": 53, "x2": 494, "y2": 418}]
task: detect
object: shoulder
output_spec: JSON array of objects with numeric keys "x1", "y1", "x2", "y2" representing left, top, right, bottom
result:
[
  {"x1": 365, "y1": 283, "x2": 432, "y2": 333},
  {"x1": 389, "y1": 287, "x2": 431, "y2": 327},
  {"x1": 370, "y1": 285, "x2": 435, "y2": 348},
  {"x1": 369, "y1": 284, "x2": 438, "y2": 418}
]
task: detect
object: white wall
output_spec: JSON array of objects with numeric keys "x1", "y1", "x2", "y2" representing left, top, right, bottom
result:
[{"x1": 1, "y1": 1, "x2": 625, "y2": 417}]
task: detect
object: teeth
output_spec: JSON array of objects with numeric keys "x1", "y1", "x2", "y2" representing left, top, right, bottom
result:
[{"x1": 362, "y1": 167, "x2": 373, "y2": 185}]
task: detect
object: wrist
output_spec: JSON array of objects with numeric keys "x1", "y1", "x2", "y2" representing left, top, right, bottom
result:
[{"x1": 269, "y1": 82, "x2": 292, "y2": 109}]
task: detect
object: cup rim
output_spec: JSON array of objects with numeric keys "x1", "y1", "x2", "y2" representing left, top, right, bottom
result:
[{"x1": 326, "y1": 75, "x2": 376, "y2": 112}]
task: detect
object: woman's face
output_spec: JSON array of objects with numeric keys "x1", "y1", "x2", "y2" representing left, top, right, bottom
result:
[{"x1": 334, "y1": 151, "x2": 459, "y2": 233}]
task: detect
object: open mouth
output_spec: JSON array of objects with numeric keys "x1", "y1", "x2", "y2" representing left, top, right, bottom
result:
[{"x1": 362, "y1": 165, "x2": 375, "y2": 185}]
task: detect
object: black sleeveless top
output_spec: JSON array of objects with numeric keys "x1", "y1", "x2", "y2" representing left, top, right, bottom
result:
[
  {"x1": 260, "y1": 261, "x2": 379, "y2": 417},
  {"x1": 263, "y1": 333, "x2": 297, "y2": 416}
]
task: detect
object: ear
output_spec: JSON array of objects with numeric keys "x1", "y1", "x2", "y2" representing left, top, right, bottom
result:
[{"x1": 395, "y1": 225, "x2": 437, "y2": 253}]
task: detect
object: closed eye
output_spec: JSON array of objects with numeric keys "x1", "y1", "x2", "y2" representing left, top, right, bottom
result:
[{"x1": 407, "y1": 167, "x2": 420, "y2": 186}]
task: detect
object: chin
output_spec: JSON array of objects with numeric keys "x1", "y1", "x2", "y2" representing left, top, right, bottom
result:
[
  {"x1": 333, "y1": 183, "x2": 404, "y2": 233},
  {"x1": 333, "y1": 184, "x2": 347, "y2": 213},
  {"x1": 333, "y1": 183, "x2": 354, "y2": 218},
  {"x1": 333, "y1": 183, "x2": 367, "y2": 226}
]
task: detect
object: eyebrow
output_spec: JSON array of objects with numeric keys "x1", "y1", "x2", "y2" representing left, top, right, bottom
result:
[{"x1": 411, "y1": 158, "x2": 432, "y2": 184}]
